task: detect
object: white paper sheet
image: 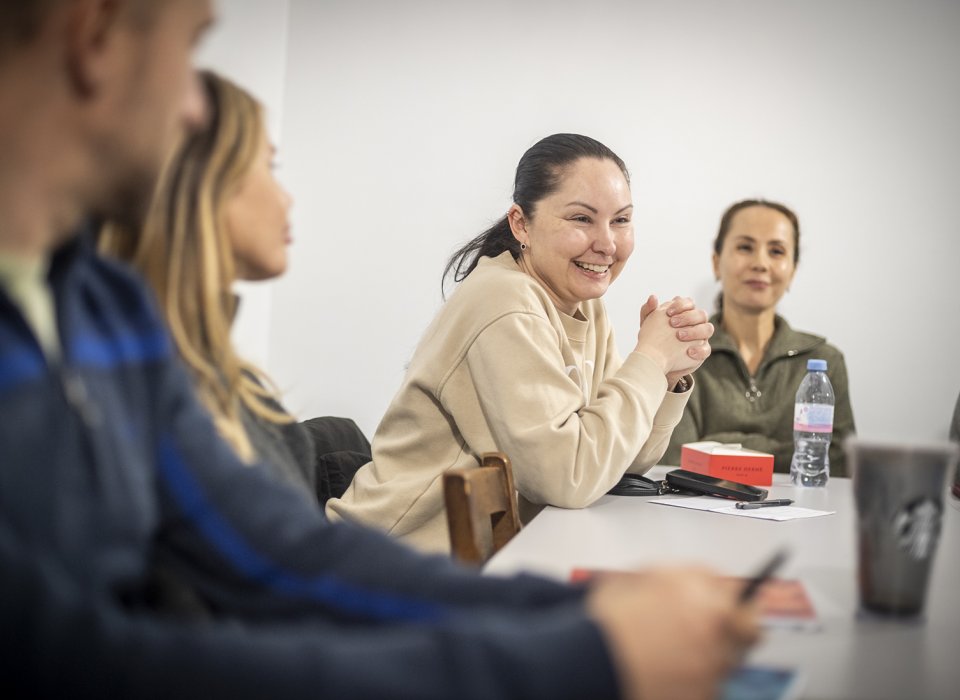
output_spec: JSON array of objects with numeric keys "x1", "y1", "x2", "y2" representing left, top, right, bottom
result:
[{"x1": 648, "y1": 496, "x2": 835, "y2": 521}]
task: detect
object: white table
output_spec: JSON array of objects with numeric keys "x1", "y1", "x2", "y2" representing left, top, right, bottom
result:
[{"x1": 485, "y1": 467, "x2": 960, "y2": 700}]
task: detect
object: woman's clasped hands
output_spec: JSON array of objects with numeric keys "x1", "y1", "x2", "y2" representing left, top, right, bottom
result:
[{"x1": 635, "y1": 295, "x2": 714, "y2": 390}]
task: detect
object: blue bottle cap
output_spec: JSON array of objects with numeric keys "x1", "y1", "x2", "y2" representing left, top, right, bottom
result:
[{"x1": 807, "y1": 359, "x2": 827, "y2": 371}]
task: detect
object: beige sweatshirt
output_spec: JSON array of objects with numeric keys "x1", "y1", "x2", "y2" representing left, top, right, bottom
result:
[{"x1": 326, "y1": 252, "x2": 690, "y2": 553}]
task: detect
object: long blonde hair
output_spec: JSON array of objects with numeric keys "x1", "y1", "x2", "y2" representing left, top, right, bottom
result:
[{"x1": 102, "y1": 70, "x2": 290, "y2": 462}]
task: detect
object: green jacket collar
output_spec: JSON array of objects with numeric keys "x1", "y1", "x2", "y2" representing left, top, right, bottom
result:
[{"x1": 709, "y1": 313, "x2": 825, "y2": 372}]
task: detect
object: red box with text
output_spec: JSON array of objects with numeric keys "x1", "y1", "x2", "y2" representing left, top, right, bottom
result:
[{"x1": 680, "y1": 441, "x2": 774, "y2": 486}]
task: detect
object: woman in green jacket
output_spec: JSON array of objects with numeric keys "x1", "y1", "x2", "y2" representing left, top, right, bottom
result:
[{"x1": 664, "y1": 199, "x2": 856, "y2": 476}]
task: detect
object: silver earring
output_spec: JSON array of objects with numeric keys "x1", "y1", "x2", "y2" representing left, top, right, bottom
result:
[{"x1": 520, "y1": 243, "x2": 527, "y2": 251}]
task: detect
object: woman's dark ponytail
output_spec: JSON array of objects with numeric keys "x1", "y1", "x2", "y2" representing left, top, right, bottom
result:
[{"x1": 442, "y1": 216, "x2": 518, "y2": 287}]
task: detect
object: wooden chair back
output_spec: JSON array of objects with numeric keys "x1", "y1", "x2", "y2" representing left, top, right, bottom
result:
[{"x1": 443, "y1": 452, "x2": 521, "y2": 565}]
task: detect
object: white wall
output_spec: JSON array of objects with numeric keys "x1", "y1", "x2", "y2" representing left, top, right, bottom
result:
[{"x1": 214, "y1": 0, "x2": 960, "y2": 445}]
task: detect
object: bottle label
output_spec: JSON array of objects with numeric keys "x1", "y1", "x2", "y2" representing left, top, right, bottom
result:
[{"x1": 794, "y1": 403, "x2": 834, "y2": 433}]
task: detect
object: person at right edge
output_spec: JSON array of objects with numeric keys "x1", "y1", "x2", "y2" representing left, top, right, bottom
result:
[
  {"x1": 951, "y1": 392, "x2": 960, "y2": 498},
  {"x1": 664, "y1": 199, "x2": 856, "y2": 475},
  {"x1": 951, "y1": 392, "x2": 960, "y2": 444}
]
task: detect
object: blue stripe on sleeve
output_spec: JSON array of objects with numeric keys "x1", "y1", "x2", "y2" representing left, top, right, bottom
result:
[
  {"x1": 157, "y1": 435, "x2": 447, "y2": 623},
  {"x1": 70, "y1": 329, "x2": 171, "y2": 369}
]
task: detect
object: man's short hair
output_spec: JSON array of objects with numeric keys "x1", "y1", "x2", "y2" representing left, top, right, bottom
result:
[
  {"x1": 0, "y1": 0, "x2": 159, "y2": 56},
  {"x1": 0, "y1": 0, "x2": 61, "y2": 52}
]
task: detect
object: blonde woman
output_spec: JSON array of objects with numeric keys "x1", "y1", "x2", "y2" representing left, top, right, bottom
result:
[{"x1": 103, "y1": 70, "x2": 368, "y2": 501}]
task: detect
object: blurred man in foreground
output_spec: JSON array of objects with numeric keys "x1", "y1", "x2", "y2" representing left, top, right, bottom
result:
[{"x1": 0, "y1": 2, "x2": 758, "y2": 698}]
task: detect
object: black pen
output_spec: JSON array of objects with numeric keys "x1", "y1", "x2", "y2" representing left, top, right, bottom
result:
[
  {"x1": 735, "y1": 498, "x2": 794, "y2": 510},
  {"x1": 739, "y1": 548, "x2": 790, "y2": 602}
]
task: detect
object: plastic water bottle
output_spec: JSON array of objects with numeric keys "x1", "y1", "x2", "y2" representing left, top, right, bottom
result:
[{"x1": 790, "y1": 359, "x2": 834, "y2": 487}]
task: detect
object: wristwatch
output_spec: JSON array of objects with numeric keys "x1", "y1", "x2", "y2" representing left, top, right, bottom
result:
[{"x1": 672, "y1": 375, "x2": 691, "y2": 393}]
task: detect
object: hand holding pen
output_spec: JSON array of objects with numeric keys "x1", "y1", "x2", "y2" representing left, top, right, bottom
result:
[
  {"x1": 735, "y1": 498, "x2": 794, "y2": 510},
  {"x1": 739, "y1": 548, "x2": 790, "y2": 602}
]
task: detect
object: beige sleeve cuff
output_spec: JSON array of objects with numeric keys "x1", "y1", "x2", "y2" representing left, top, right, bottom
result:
[
  {"x1": 615, "y1": 350, "x2": 669, "y2": 395},
  {"x1": 621, "y1": 361, "x2": 693, "y2": 473},
  {"x1": 654, "y1": 375, "x2": 693, "y2": 427}
]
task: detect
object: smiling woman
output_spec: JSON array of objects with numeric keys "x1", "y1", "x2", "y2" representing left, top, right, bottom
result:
[
  {"x1": 326, "y1": 133, "x2": 715, "y2": 554},
  {"x1": 509, "y1": 157, "x2": 634, "y2": 316},
  {"x1": 663, "y1": 199, "x2": 857, "y2": 476}
]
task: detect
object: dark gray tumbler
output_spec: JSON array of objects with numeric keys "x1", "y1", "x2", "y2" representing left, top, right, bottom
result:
[{"x1": 847, "y1": 438, "x2": 959, "y2": 616}]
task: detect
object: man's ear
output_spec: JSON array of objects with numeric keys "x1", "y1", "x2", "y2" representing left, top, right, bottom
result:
[
  {"x1": 507, "y1": 204, "x2": 528, "y2": 245},
  {"x1": 64, "y1": 0, "x2": 127, "y2": 97}
]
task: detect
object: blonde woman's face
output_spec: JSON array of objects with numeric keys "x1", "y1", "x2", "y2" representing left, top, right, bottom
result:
[{"x1": 223, "y1": 125, "x2": 293, "y2": 281}]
